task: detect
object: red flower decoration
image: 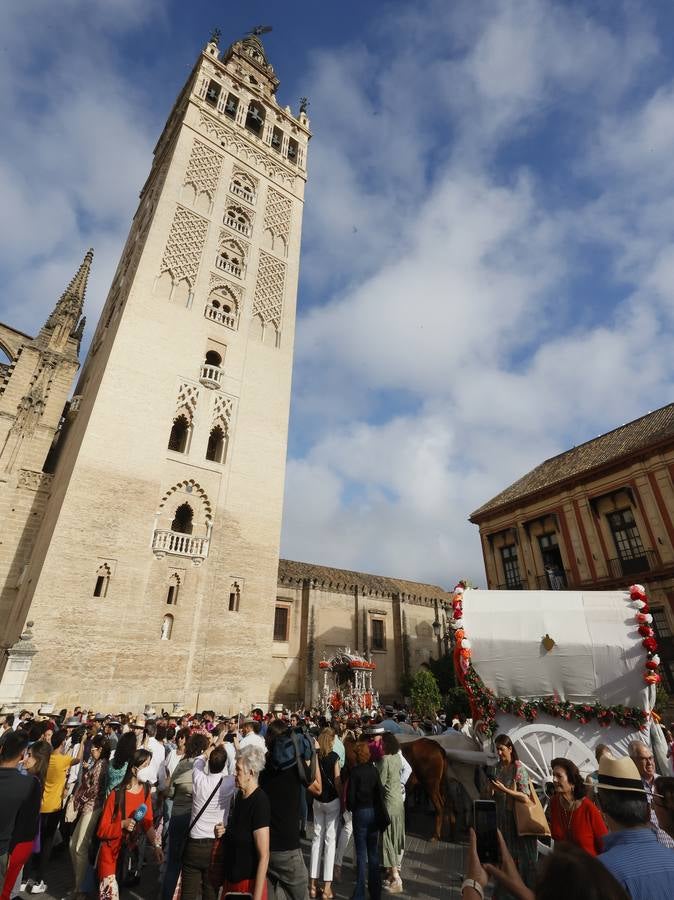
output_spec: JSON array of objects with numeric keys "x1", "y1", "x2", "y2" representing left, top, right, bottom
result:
[
  {"x1": 638, "y1": 625, "x2": 653, "y2": 637},
  {"x1": 645, "y1": 659, "x2": 659, "y2": 671},
  {"x1": 643, "y1": 636, "x2": 658, "y2": 652}
]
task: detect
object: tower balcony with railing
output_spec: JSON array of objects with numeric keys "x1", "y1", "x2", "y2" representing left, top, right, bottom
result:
[
  {"x1": 204, "y1": 303, "x2": 238, "y2": 331},
  {"x1": 152, "y1": 529, "x2": 209, "y2": 565},
  {"x1": 224, "y1": 212, "x2": 251, "y2": 237},
  {"x1": 215, "y1": 254, "x2": 242, "y2": 278},
  {"x1": 230, "y1": 182, "x2": 256, "y2": 204},
  {"x1": 199, "y1": 350, "x2": 224, "y2": 389},
  {"x1": 200, "y1": 363, "x2": 223, "y2": 389}
]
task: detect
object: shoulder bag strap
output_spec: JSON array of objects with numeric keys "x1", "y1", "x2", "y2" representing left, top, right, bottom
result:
[{"x1": 189, "y1": 777, "x2": 223, "y2": 832}]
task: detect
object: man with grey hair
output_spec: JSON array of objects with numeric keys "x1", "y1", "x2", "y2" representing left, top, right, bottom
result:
[
  {"x1": 629, "y1": 739, "x2": 674, "y2": 849},
  {"x1": 597, "y1": 754, "x2": 674, "y2": 898}
]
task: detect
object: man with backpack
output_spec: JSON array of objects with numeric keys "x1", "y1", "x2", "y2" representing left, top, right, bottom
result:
[{"x1": 260, "y1": 719, "x2": 322, "y2": 900}]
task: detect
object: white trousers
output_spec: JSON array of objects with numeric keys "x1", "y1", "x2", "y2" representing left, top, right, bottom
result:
[
  {"x1": 310, "y1": 798, "x2": 341, "y2": 881},
  {"x1": 335, "y1": 809, "x2": 353, "y2": 867}
]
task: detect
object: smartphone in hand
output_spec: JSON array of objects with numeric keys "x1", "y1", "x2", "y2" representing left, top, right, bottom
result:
[{"x1": 474, "y1": 799, "x2": 498, "y2": 865}]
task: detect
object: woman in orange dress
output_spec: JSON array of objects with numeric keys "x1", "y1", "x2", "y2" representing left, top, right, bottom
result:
[
  {"x1": 96, "y1": 748, "x2": 163, "y2": 899},
  {"x1": 549, "y1": 757, "x2": 607, "y2": 855}
]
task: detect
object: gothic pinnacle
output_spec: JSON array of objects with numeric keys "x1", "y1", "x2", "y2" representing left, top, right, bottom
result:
[{"x1": 46, "y1": 248, "x2": 94, "y2": 330}]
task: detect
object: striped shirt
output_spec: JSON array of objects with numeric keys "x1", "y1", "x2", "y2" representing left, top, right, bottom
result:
[
  {"x1": 643, "y1": 778, "x2": 674, "y2": 849},
  {"x1": 600, "y1": 828, "x2": 674, "y2": 900}
]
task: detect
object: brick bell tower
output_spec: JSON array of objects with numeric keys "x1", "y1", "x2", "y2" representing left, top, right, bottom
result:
[{"x1": 4, "y1": 29, "x2": 311, "y2": 711}]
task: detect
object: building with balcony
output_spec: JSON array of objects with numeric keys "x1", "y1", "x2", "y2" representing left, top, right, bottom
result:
[{"x1": 470, "y1": 403, "x2": 674, "y2": 693}]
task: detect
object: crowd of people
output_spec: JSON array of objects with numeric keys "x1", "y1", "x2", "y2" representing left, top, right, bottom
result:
[
  {"x1": 0, "y1": 704, "x2": 418, "y2": 900},
  {"x1": 1, "y1": 704, "x2": 674, "y2": 900}
]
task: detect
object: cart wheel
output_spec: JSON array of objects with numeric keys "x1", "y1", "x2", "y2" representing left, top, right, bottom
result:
[{"x1": 508, "y1": 724, "x2": 596, "y2": 806}]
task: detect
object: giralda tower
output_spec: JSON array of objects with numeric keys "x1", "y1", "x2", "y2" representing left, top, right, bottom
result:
[{"x1": 1, "y1": 31, "x2": 311, "y2": 710}]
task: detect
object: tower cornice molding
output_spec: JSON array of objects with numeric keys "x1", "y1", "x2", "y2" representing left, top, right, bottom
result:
[{"x1": 195, "y1": 110, "x2": 305, "y2": 189}]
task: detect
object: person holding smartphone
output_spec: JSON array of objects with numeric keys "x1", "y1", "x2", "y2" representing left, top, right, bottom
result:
[
  {"x1": 216, "y1": 745, "x2": 270, "y2": 900},
  {"x1": 489, "y1": 735, "x2": 537, "y2": 896}
]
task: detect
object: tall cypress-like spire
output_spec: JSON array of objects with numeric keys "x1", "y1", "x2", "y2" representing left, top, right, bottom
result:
[{"x1": 45, "y1": 248, "x2": 93, "y2": 333}]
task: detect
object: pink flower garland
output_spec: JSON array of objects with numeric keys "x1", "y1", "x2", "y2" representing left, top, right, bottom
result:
[{"x1": 628, "y1": 583, "x2": 661, "y2": 685}]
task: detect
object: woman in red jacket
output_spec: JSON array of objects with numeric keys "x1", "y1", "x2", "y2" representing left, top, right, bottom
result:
[
  {"x1": 96, "y1": 748, "x2": 163, "y2": 899},
  {"x1": 549, "y1": 757, "x2": 607, "y2": 855}
]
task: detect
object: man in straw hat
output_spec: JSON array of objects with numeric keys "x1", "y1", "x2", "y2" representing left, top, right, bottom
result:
[{"x1": 596, "y1": 754, "x2": 674, "y2": 899}]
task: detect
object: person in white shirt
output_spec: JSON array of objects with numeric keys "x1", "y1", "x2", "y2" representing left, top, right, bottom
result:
[
  {"x1": 238, "y1": 718, "x2": 266, "y2": 752},
  {"x1": 139, "y1": 721, "x2": 167, "y2": 790},
  {"x1": 181, "y1": 744, "x2": 236, "y2": 899}
]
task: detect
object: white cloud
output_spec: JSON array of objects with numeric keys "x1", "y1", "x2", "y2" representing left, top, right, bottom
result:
[
  {"x1": 282, "y1": 0, "x2": 674, "y2": 588},
  {"x1": 0, "y1": 0, "x2": 162, "y2": 335}
]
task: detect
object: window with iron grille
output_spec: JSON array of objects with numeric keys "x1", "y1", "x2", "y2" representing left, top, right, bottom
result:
[
  {"x1": 371, "y1": 618, "x2": 386, "y2": 651},
  {"x1": 607, "y1": 509, "x2": 645, "y2": 560},
  {"x1": 501, "y1": 545, "x2": 521, "y2": 589},
  {"x1": 652, "y1": 607, "x2": 672, "y2": 639},
  {"x1": 273, "y1": 605, "x2": 289, "y2": 642}
]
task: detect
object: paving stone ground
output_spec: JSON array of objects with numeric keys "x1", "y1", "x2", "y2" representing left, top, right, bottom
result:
[{"x1": 10, "y1": 807, "x2": 467, "y2": 900}]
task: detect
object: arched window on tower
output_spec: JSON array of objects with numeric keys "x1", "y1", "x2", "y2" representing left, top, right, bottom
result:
[
  {"x1": 161, "y1": 614, "x2": 174, "y2": 640},
  {"x1": 215, "y1": 240, "x2": 245, "y2": 277},
  {"x1": 229, "y1": 582, "x2": 241, "y2": 611},
  {"x1": 245, "y1": 101, "x2": 265, "y2": 136},
  {"x1": 166, "y1": 573, "x2": 181, "y2": 606},
  {"x1": 206, "y1": 425, "x2": 227, "y2": 464},
  {"x1": 224, "y1": 205, "x2": 252, "y2": 237},
  {"x1": 171, "y1": 502, "x2": 194, "y2": 535},
  {"x1": 230, "y1": 172, "x2": 256, "y2": 204},
  {"x1": 167, "y1": 414, "x2": 190, "y2": 453},
  {"x1": 93, "y1": 563, "x2": 111, "y2": 598}
]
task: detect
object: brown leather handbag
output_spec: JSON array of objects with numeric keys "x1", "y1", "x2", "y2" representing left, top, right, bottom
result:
[{"x1": 514, "y1": 783, "x2": 551, "y2": 837}]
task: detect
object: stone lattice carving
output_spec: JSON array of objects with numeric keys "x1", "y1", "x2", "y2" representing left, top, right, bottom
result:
[
  {"x1": 160, "y1": 206, "x2": 209, "y2": 286},
  {"x1": 198, "y1": 113, "x2": 296, "y2": 186},
  {"x1": 212, "y1": 393, "x2": 234, "y2": 433},
  {"x1": 264, "y1": 188, "x2": 292, "y2": 243},
  {"x1": 252, "y1": 252, "x2": 286, "y2": 328},
  {"x1": 184, "y1": 140, "x2": 223, "y2": 199},
  {"x1": 175, "y1": 381, "x2": 200, "y2": 424}
]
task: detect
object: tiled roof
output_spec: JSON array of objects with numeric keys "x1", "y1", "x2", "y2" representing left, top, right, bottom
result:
[
  {"x1": 278, "y1": 558, "x2": 451, "y2": 602},
  {"x1": 470, "y1": 402, "x2": 674, "y2": 520}
]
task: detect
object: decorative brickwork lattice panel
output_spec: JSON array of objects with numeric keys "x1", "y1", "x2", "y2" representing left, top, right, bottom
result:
[
  {"x1": 264, "y1": 188, "x2": 292, "y2": 243},
  {"x1": 175, "y1": 381, "x2": 200, "y2": 423},
  {"x1": 198, "y1": 113, "x2": 297, "y2": 187},
  {"x1": 213, "y1": 393, "x2": 234, "y2": 432},
  {"x1": 160, "y1": 207, "x2": 209, "y2": 287},
  {"x1": 252, "y1": 252, "x2": 286, "y2": 328},
  {"x1": 184, "y1": 140, "x2": 223, "y2": 198}
]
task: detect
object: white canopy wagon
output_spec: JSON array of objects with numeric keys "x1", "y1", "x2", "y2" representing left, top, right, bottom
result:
[{"x1": 449, "y1": 583, "x2": 667, "y2": 796}]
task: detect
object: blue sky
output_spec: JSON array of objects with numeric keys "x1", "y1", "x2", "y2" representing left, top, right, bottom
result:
[{"x1": 3, "y1": 1, "x2": 674, "y2": 587}]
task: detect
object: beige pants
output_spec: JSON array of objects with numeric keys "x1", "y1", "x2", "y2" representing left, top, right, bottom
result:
[{"x1": 69, "y1": 808, "x2": 99, "y2": 890}]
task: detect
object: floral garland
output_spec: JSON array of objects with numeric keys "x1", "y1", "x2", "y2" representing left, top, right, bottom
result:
[
  {"x1": 449, "y1": 581, "x2": 651, "y2": 736},
  {"x1": 628, "y1": 583, "x2": 661, "y2": 685}
]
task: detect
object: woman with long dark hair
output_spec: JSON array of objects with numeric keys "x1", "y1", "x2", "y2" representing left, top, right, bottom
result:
[
  {"x1": 548, "y1": 758, "x2": 606, "y2": 855},
  {"x1": 96, "y1": 748, "x2": 163, "y2": 899},
  {"x1": 490, "y1": 734, "x2": 538, "y2": 895},
  {"x1": 0, "y1": 741, "x2": 50, "y2": 900},
  {"x1": 69, "y1": 734, "x2": 112, "y2": 896}
]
